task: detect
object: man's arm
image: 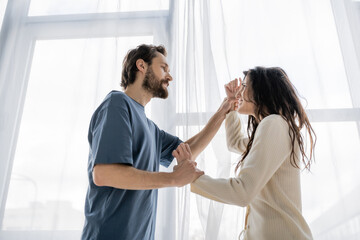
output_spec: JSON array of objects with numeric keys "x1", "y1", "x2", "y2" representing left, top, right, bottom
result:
[
  {"x1": 185, "y1": 79, "x2": 242, "y2": 161},
  {"x1": 93, "y1": 164, "x2": 175, "y2": 189},
  {"x1": 93, "y1": 143, "x2": 204, "y2": 190},
  {"x1": 185, "y1": 98, "x2": 236, "y2": 161}
]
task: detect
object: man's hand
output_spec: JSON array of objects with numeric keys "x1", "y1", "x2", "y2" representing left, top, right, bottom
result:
[
  {"x1": 171, "y1": 143, "x2": 204, "y2": 187},
  {"x1": 217, "y1": 97, "x2": 239, "y2": 116},
  {"x1": 172, "y1": 142, "x2": 192, "y2": 163}
]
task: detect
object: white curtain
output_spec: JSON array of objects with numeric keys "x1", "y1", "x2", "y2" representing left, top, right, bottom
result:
[
  {"x1": 169, "y1": 0, "x2": 360, "y2": 239},
  {"x1": 169, "y1": 0, "x2": 244, "y2": 239},
  {"x1": 0, "y1": 0, "x2": 7, "y2": 31},
  {"x1": 1, "y1": 0, "x2": 360, "y2": 239}
]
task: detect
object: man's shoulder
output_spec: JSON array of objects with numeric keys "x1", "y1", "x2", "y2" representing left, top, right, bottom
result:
[
  {"x1": 103, "y1": 90, "x2": 129, "y2": 107},
  {"x1": 91, "y1": 91, "x2": 130, "y2": 119}
]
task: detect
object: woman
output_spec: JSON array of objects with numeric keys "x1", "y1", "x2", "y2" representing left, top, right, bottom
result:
[{"x1": 191, "y1": 66, "x2": 316, "y2": 239}]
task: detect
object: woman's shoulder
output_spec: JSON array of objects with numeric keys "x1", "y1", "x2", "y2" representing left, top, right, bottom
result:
[
  {"x1": 254, "y1": 115, "x2": 292, "y2": 149},
  {"x1": 258, "y1": 114, "x2": 289, "y2": 132},
  {"x1": 261, "y1": 114, "x2": 287, "y2": 124}
]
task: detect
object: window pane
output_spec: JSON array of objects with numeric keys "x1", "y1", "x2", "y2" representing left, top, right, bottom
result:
[
  {"x1": 28, "y1": 0, "x2": 169, "y2": 16},
  {"x1": 301, "y1": 121, "x2": 360, "y2": 223},
  {"x1": 221, "y1": 0, "x2": 352, "y2": 109},
  {"x1": 3, "y1": 36, "x2": 153, "y2": 230}
]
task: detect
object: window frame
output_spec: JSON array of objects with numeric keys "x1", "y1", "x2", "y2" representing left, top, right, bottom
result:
[{"x1": 0, "y1": 0, "x2": 173, "y2": 236}]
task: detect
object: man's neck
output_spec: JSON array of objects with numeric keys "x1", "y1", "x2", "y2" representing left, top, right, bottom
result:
[{"x1": 124, "y1": 84, "x2": 152, "y2": 107}]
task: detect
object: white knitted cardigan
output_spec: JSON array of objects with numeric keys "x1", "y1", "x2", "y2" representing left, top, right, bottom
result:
[{"x1": 191, "y1": 111, "x2": 313, "y2": 240}]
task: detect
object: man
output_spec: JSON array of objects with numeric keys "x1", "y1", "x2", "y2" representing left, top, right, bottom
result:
[{"x1": 81, "y1": 44, "x2": 235, "y2": 240}]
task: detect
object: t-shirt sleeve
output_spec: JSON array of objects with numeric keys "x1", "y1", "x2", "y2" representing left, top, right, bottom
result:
[
  {"x1": 159, "y1": 130, "x2": 182, "y2": 168},
  {"x1": 90, "y1": 105, "x2": 133, "y2": 170}
]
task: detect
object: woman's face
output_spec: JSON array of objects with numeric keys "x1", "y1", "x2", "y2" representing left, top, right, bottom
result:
[{"x1": 237, "y1": 75, "x2": 256, "y2": 117}]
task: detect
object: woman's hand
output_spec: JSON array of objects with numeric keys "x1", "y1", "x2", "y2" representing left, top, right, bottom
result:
[
  {"x1": 172, "y1": 143, "x2": 193, "y2": 163},
  {"x1": 172, "y1": 143, "x2": 204, "y2": 186},
  {"x1": 224, "y1": 78, "x2": 242, "y2": 111},
  {"x1": 225, "y1": 79, "x2": 241, "y2": 99}
]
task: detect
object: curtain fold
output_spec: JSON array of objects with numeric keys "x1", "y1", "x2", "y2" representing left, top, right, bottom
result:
[
  {"x1": 168, "y1": 1, "x2": 244, "y2": 239},
  {"x1": 0, "y1": 0, "x2": 8, "y2": 32}
]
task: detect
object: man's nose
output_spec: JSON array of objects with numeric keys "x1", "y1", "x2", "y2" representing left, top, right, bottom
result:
[{"x1": 166, "y1": 73, "x2": 173, "y2": 82}]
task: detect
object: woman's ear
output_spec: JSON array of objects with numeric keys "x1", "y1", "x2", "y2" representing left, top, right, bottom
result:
[{"x1": 136, "y1": 59, "x2": 147, "y2": 74}]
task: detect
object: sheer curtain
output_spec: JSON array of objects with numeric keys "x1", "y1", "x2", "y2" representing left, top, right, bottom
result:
[
  {"x1": 169, "y1": 1, "x2": 244, "y2": 239},
  {"x1": 170, "y1": 0, "x2": 360, "y2": 239},
  {"x1": 0, "y1": 0, "x2": 7, "y2": 31},
  {"x1": 1, "y1": 0, "x2": 360, "y2": 239}
]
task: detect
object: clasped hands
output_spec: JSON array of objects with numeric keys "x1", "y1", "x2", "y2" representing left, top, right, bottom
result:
[{"x1": 171, "y1": 143, "x2": 203, "y2": 187}]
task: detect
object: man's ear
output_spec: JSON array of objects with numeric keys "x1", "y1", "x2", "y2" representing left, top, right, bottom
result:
[{"x1": 136, "y1": 59, "x2": 147, "y2": 74}]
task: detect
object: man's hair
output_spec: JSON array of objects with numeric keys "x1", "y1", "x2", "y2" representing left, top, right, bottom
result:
[{"x1": 121, "y1": 44, "x2": 167, "y2": 89}]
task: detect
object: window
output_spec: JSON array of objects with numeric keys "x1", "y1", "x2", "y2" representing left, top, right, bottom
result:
[
  {"x1": 3, "y1": 36, "x2": 153, "y2": 231},
  {"x1": 0, "y1": 0, "x2": 168, "y2": 239}
]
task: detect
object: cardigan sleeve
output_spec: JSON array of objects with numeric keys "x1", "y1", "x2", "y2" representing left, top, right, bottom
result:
[
  {"x1": 225, "y1": 111, "x2": 249, "y2": 154},
  {"x1": 191, "y1": 115, "x2": 291, "y2": 207}
]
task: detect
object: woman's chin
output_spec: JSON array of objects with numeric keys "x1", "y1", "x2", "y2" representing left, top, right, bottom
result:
[
  {"x1": 237, "y1": 108, "x2": 245, "y2": 114},
  {"x1": 237, "y1": 108, "x2": 250, "y2": 116},
  {"x1": 237, "y1": 105, "x2": 245, "y2": 114}
]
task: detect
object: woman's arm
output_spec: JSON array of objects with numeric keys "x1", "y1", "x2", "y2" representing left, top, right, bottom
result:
[
  {"x1": 225, "y1": 111, "x2": 249, "y2": 154},
  {"x1": 191, "y1": 115, "x2": 291, "y2": 206},
  {"x1": 224, "y1": 78, "x2": 249, "y2": 154}
]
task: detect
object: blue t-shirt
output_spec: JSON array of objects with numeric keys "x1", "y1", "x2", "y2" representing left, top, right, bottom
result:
[{"x1": 81, "y1": 91, "x2": 182, "y2": 240}]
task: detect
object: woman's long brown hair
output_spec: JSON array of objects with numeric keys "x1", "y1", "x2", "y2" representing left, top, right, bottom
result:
[{"x1": 235, "y1": 67, "x2": 316, "y2": 173}]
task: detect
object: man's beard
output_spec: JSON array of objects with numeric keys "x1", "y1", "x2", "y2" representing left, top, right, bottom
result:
[{"x1": 142, "y1": 67, "x2": 169, "y2": 99}]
